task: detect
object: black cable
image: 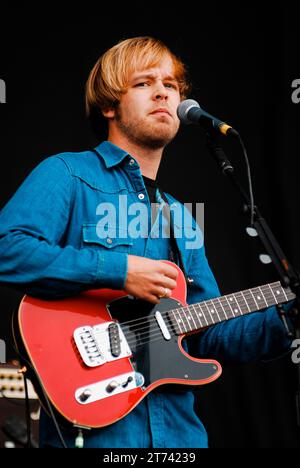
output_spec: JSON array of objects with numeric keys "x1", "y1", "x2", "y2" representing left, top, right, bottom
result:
[
  {"x1": 13, "y1": 346, "x2": 68, "y2": 448},
  {"x1": 22, "y1": 372, "x2": 31, "y2": 448},
  {"x1": 237, "y1": 134, "x2": 256, "y2": 227},
  {"x1": 24, "y1": 357, "x2": 68, "y2": 448}
]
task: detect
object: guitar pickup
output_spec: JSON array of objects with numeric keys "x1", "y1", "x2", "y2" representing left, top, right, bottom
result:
[
  {"x1": 108, "y1": 323, "x2": 121, "y2": 357},
  {"x1": 74, "y1": 322, "x2": 132, "y2": 368}
]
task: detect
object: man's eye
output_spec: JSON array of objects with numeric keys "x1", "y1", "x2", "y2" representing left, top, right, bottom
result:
[
  {"x1": 165, "y1": 83, "x2": 177, "y2": 89},
  {"x1": 135, "y1": 82, "x2": 149, "y2": 87}
]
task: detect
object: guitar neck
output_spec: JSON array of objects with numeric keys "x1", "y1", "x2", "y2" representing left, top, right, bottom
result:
[{"x1": 168, "y1": 281, "x2": 295, "y2": 335}]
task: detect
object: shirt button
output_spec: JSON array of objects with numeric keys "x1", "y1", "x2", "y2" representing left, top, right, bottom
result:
[
  {"x1": 129, "y1": 159, "x2": 135, "y2": 166},
  {"x1": 106, "y1": 238, "x2": 113, "y2": 244},
  {"x1": 138, "y1": 193, "x2": 145, "y2": 200}
]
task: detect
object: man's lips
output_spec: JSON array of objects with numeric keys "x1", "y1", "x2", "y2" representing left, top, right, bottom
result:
[{"x1": 150, "y1": 108, "x2": 172, "y2": 117}]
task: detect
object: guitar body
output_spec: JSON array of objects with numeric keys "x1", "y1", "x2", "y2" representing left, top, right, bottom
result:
[{"x1": 13, "y1": 261, "x2": 221, "y2": 428}]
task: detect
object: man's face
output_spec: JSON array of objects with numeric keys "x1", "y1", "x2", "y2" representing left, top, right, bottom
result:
[{"x1": 109, "y1": 55, "x2": 181, "y2": 149}]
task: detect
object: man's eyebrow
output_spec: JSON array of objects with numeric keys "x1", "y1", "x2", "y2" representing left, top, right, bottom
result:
[{"x1": 131, "y1": 73, "x2": 178, "y2": 82}]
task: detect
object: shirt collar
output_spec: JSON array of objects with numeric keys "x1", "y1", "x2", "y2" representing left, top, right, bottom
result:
[{"x1": 94, "y1": 141, "x2": 132, "y2": 169}]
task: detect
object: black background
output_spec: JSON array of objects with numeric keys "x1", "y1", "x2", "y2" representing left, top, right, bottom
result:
[{"x1": 0, "y1": 4, "x2": 299, "y2": 448}]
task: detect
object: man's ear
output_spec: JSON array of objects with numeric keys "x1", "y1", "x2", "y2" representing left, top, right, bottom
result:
[{"x1": 102, "y1": 108, "x2": 116, "y2": 119}]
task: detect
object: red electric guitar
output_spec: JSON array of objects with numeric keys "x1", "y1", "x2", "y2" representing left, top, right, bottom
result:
[{"x1": 13, "y1": 261, "x2": 295, "y2": 429}]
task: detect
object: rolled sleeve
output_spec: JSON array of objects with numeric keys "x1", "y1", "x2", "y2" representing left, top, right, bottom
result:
[{"x1": 95, "y1": 250, "x2": 128, "y2": 290}]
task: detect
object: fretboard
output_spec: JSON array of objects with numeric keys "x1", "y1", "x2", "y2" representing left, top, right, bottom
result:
[{"x1": 167, "y1": 281, "x2": 295, "y2": 335}]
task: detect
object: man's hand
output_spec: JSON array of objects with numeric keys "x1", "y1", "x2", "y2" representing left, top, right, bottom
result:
[{"x1": 124, "y1": 255, "x2": 178, "y2": 304}]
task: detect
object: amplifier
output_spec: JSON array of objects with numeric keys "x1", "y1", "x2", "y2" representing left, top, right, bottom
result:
[{"x1": 0, "y1": 364, "x2": 39, "y2": 448}]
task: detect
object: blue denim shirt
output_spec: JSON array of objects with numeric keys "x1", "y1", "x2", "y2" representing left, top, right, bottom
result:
[{"x1": 0, "y1": 141, "x2": 292, "y2": 448}]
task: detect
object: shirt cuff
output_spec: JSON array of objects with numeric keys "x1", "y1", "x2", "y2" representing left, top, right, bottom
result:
[{"x1": 95, "y1": 251, "x2": 128, "y2": 290}]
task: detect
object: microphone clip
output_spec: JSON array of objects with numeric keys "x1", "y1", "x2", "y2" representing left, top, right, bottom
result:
[{"x1": 205, "y1": 130, "x2": 234, "y2": 174}]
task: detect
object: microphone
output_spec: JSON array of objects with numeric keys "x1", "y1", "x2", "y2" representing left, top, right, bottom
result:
[{"x1": 177, "y1": 99, "x2": 239, "y2": 137}]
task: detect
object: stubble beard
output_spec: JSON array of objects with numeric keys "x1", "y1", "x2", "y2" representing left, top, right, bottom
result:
[{"x1": 115, "y1": 109, "x2": 179, "y2": 150}]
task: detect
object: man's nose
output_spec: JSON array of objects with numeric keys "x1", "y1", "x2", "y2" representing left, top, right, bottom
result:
[{"x1": 152, "y1": 81, "x2": 168, "y2": 100}]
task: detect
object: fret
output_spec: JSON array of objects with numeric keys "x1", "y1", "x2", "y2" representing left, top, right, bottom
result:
[
  {"x1": 268, "y1": 283, "x2": 278, "y2": 304},
  {"x1": 259, "y1": 285, "x2": 276, "y2": 307},
  {"x1": 191, "y1": 304, "x2": 204, "y2": 329},
  {"x1": 243, "y1": 289, "x2": 257, "y2": 312},
  {"x1": 233, "y1": 295, "x2": 243, "y2": 315},
  {"x1": 225, "y1": 294, "x2": 241, "y2": 317},
  {"x1": 249, "y1": 286, "x2": 268, "y2": 310},
  {"x1": 189, "y1": 305, "x2": 198, "y2": 330},
  {"x1": 181, "y1": 307, "x2": 194, "y2": 332},
  {"x1": 270, "y1": 283, "x2": 289, "y2": 304},
  {"x1": 236, "y1": 291, "x2": 250, "y2": 314},
  {"x1": 281, "y1": 287, "x2": 289, "y2": 302},
  {"x1": 223, "y1": 295, "x2": 235, "y2": 317},
  {"x1": 217, "y1": 297, "x2": 229, "y2": 320},
  {"x1": 207, "y1": 299, "x2": 221, "y2": 324},
  {"x1": 179, "y1": 308, "x2": 189, "y2": 333},
  {"x1": 172, "y1": 309, "x2": 184, "y2": 335},
  {"x1": 199, "y1": 304, "x2": 209, "y2": 327},
  {"x1": 249, "y1": 289, "x2": 259, "y2": 310},
  {"x1": 196, "y1": 303, "x2": 208, "y2": 327},
  {"x1": 258, "y1": 286, "x2": 269, "y2": 307},
  {"x1": 211, "y1": 298, "x2": 227, "y2": 322},
  {"x1": 202, "y1": 301, "x2": 215, "y2": 325},
  {"x1": 220, "y1": 296, "x2": 236, "y2": 318},
  {"x1": 270, "y1": 281, "x2": 295, "y2": 302}
]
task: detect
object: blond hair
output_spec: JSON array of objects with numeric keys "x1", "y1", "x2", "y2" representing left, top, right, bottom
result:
[{"x1": 85, "y1": 37, "x2": 191, "y2": 133}]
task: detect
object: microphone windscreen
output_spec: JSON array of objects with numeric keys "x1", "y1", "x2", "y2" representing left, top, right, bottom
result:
[{"x1": 177, "y1": 99, "x2": 200, "y2": 124}]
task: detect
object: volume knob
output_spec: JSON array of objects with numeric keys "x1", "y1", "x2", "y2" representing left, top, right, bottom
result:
[
  {"x1": 79, "y1": 389, "x2": 92, "y2": 402},
  {"x1": 106, "y1": 381, "x2": 119, "y2": 393}
]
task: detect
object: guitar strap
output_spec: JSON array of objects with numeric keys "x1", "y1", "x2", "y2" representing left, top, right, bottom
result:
[{"x1": 157, "y1": 189, "x2": 194, "y2": 288}]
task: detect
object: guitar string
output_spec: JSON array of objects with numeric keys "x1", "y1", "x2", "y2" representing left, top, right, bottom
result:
[
  {"x1": 122, "y1": 290, "x2": 279, "y2": 347},
  {"x1": 82, "y1": 285, "x2": 288, "y2": 345},
  {"x1": 86, "y1": 290, "x2": 291, "y2": 353},
  {"x1": 90, "y1": 284, "x2": 284, "y2": 336},
  {"x1": 122, "y1": 289, "x2": 281, "y2": 336},
  {"x1": 122, "y1": 285, "x2": 292, "y2": 349},
  {"x1": 131, "y1": 334, "x2": 170, "y2": 349},
  {"x1": 87, "y1": 287, "x2": 290, "y2": 349}
]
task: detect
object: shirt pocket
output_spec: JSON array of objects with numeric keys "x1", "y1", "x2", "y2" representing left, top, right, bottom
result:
[{"x1": 82, "y1": 223, "x2": 133, "y2": 253}]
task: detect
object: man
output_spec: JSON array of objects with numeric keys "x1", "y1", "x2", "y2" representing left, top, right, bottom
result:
[{"x1": 0, "y1": 37, "x2": 292, "y2": 448}]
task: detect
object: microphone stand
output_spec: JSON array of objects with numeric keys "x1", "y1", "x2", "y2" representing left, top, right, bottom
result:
[{"x1": 204, "y1": 129, "x2": 300, "y2": 428}]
